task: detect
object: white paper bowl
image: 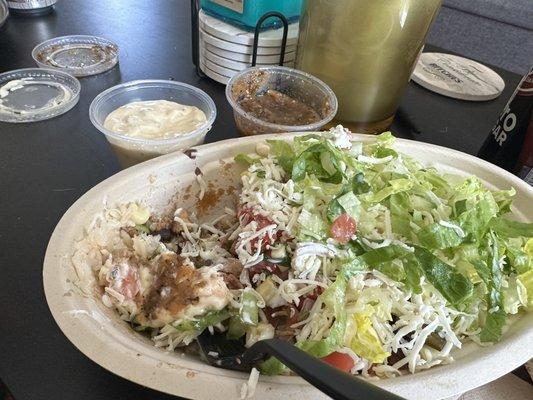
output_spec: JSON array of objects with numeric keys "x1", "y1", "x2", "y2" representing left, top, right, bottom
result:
[{"x1": 44, "y1": 133, "x2": 533, "y2": 400}]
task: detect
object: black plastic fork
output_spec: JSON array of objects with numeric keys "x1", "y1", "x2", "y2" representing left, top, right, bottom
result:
[{"x1": 197, "y1": 332, "x2": 405, "y2": 400}]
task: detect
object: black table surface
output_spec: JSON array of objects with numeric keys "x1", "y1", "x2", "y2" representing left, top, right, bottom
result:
[{"x1": 0, "y1": 1, "x2": 525, "y2": 399}]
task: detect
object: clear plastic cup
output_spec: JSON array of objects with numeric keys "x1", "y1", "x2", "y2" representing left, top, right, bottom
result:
[
  {"x1": 225, "y1": 66, "x2": 337, "y2": 136},
  {"x1": 90, "y1": 80, "x2": 216, "y2": 168}
]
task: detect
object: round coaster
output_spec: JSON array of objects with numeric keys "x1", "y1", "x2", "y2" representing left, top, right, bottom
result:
[
  {"x1": 200, "y1": 29, "x2": 296, "y2": 56},
  {"x1": 200, "y1": 42, "x2": 294, "y2": 71},
  {"x1": 202, "y1": 40, "x2": 295, "y2": 64},
  {"x1": 203, "y1": 57, "x2": 238, "y2": 78},
  {"x1": 32, "y1": 35, "x2": 119, "y2": 77},
  {"x1": 198, "y1": 9, "x2": 298, "y2": 48},
  {"x1": 200, "y1": 60, "x2": 230, "y2": 85},
  {"x1": 0, "y1": 68, "x2": 80, "y2": 123},
  {"x1": 412, "y1": 53, "x2": 505, "y2": 101}
]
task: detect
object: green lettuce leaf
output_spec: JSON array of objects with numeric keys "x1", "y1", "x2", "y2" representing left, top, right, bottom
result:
[
  {"x1": 525, "y1": 238, "x2": 533, "y2": 257},
  {"x1": 326, "y1": 196, "x2": 345, "y2": 224},
  {"x1": 292, "y1": 142, "x2": 344, "y2": 184},
  {"x1": 260, "y1": 356, "x2": 288, "y2": 375},
  {"x1": 266, "y1": 139, "x2": 295, "y2": 173},
  {"x1": 374, "y1": 147, "x2": 398, "y2": 159},
  {"x1": 417, "y1": 222, "x2": 465, "y2": 249},
  {"x1": 366, "y1": 178, "x2": 413, "y2": 203},
  {"x1": 413, "y1": 247, "x2": 473, "y2": 307},
  {"x1": 336, "y1": 191, "x2": 361, "y2": 220},
  {"x1": 479, "y1": 308, "x2": 506, "y2": 343},
  {"x1": 297, "y1": 271, "x2": 349, "y2": 357},
  {"x1": 240, "y1": 288, "x2": 259, "y2": 325},
  {"x1": 505, "y1": 245, "x2": 532, "y2": 274},
  {"x1": 374, "y1": 259, "x2": 406, "y2": 281},
  {"x1": 492, "y1": 188, "x2": 516, "y2": 214},
  {"x1": 226, "y1": 315, "x2": 247, "y2": 339},
  {"x1": 471, "y1": 259, "x2": 490, "y2": 285},
  {"x1": 479, "y1": 232, "x2": 506, "y2": 343},
  {"x1": 453, "y1": 199, "x2": 467, "y2": 217},
  {"x1": 389, "y1": 192, "x2": 413, "y2": 238},
  {"x1": 518, "y1": 269, "x2": 533, "y2": 308},
  {"x1": 173, "y1": 309, "x2": 231, "y2": 332},
  {"x1": 415, "y1": 168, "x2": 453, "y2": 200},
  {"x1": 490, "y1": 218, "x2": 533, "y2": 238},
  {"x1": 352, "y1": 172, "x2": 371, "y2": 195},
  {"x1": 457, "y1": 192, "x2": 498, "y2": 239},
  {"x1": 359, "y1": 245, "x2": 411, "y2": 266},
  {"x1": 403, "y1": 254, "x2": 423, "y2": 294},
  {"x1": 234, "y1": 153, "x2": 257, "y2": 165},
  {"x1": 366, "y1": 131, "x2": 395, "y2": 152},
  {"x1": 502, "y1": 277, "x2": 528, "y2": 314},
  {"x1": 297, "y1": 209, "x2": 327, "y2": 240}
]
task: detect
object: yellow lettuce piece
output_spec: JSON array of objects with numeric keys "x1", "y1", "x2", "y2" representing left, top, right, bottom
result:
[
  {"x1": 518, "y1": 269, "x2": 533, "y2": 308},
  {"x1": 345, "y1": 306, "x2": 389, "y2": 363},
  {"x1": 524, "y1": 238, "x2": 533, "y2": 258}
]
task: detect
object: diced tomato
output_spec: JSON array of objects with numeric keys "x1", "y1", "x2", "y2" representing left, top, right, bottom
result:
[
  {"x1": 238, "y1": 207, "x2": 281, "y2": 251},
  {"x1": 238, "y1": 206, "x2": 274, "y2": 229},
  {"x1": 296, "y1": 286, "x2": 324, "y2": 311},
  {"x1": 321, "y1": 351, "x2": 355, "y2": 372},
  {"x1": 305, "y1": 286, "x2": 324, "y2": 300},
  {"x1": 330, "y1": 213, "x2": 357, "y2": 244},
  {"x1": 248, "y1": 261, "x2": 289, "y2": 280},
  {"x1": 112, "y1": 263, "x2": 140, "y2": 300},
  {"x1": 297, "y1": 297, "x2": 315, "y2": 313}
]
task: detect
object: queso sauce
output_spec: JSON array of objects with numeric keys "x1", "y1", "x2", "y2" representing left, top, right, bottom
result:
[
  {"x1": 103, "y1": 100, "x2": 207, "y2": 139},
  {"x1": 238, "y1": 89, "x2": 321, "y2": 126}
]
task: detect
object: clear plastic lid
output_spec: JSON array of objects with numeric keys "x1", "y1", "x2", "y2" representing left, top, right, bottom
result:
[
  {"x1": 32, "y1": 35, "x2": 119, "y2": 77},
  {"x1": 0, "y1": 68, "x2": 80, "y2": 123}
]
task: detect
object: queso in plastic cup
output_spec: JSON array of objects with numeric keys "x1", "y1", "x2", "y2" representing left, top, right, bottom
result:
[
  {"x1": 90, "y1": 80, "x2": 216, "y2": 168},
  {"x1": 225, "y1": 66, "x2": 337, "y2": 136}
]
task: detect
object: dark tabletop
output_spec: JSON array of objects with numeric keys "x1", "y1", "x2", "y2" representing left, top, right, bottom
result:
[{"x1": 0, "y1": 1, "x2": 525, "y2": 400}]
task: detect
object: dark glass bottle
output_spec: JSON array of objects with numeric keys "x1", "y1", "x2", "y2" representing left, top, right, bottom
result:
[
  {"x1": 515, "y1": 114, "x2": 533, "y2": 185},
  {"x1": 478, "y1": 67, "x2": 533, "y2": 174}
]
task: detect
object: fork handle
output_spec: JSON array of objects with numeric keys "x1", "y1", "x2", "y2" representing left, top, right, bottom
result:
[{"x1": 243, "y1": 339, "x2": 405, "y2": 400}]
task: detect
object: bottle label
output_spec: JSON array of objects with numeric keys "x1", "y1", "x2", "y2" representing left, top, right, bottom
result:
[
  {"x1": 211, "y1": 0, "x2": 244, "y2": 14},
  {"x1": 491, "y1": 69, "x2": 533, "y2": 147},
  {"x1": 478, "y1": 67, "x2": 533, "y2": 171},
  {"x1": 491, "y1": 104, "x2": 516, "y2": 146}
]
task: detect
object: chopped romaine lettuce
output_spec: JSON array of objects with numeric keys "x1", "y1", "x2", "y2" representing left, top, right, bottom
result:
[
  {"x1": 267, "y1": 139, "x2": 295, "y2": 173},
  {"x1": 173, "y1": 309, "x2": 231, "y2": 332},
  {"x1": 479, "y1": 233, "x2": 506, "y2": 343},
  {"x1": 297, "y1": 272, "x2": 349, "y2": 358},
  {"x1": 336, "y1": 191, "x2": 361, "y2": 220},
  {"x1": 359, "y1": 245, "x2": 411, "y2": 266},
  {"x1": 240, "y1": 288, "x2": 259, "y2": 325},
  {"x1": 234, "y1": 153, "x2": 258, "y2": 165},
  {"x1": 413, "y1": 247, "x2": 473, "y2": 307},
  {"x1": 417, "y1": 222, "x2": 464, "y2": 249},
  {"x1": 490, "y1": 218, "x2": 533, "y2": 238},
  {"x1": 366, "y1": 178, "x2": 413, "y2": 203},
  {"x1": 345, "y1": 306, "x2": 390, "y2": 363},
  {"x1": 518, "y1": 269, "x2": 533, "y2": 308}
]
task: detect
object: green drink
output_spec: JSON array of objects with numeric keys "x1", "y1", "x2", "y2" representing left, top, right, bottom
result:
[{"x1": 296, "y1": 0, "x2": 442, "y2": 133}]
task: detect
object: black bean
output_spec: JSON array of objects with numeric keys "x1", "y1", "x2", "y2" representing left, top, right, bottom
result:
[{"x1": 152, "y1": 228, "x2": 173, "y2": 242}]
